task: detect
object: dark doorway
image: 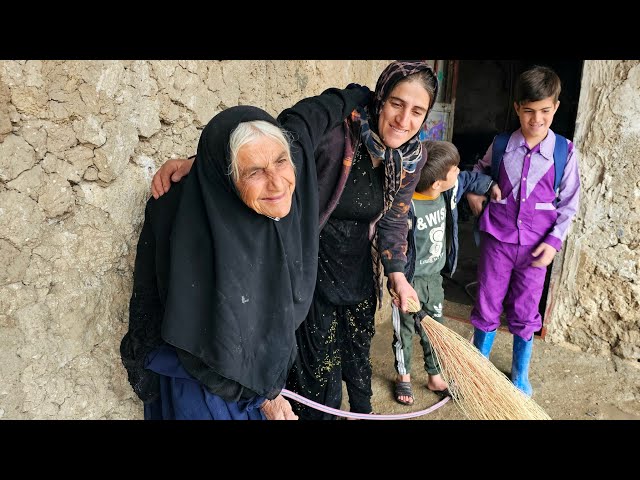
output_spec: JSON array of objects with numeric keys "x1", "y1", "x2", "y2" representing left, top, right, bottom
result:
[{"x1": 446, "y1": 60, "x2": 583, "y2": 336}]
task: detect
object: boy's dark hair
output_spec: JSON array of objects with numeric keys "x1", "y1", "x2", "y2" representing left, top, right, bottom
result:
[
  {"x1": 515, "y1": 65, "x2": 562, "y2": 104},
  {"x1": 416, "y1": 140, "x2": 460, "y2": 193}
]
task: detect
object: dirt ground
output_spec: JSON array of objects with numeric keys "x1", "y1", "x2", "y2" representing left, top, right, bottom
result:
[
  {"x1": 340, "y1": 218, "x2": 640, "y2": 421},
  {"x1": 343, "y1": 297, "x2": 640, "y2": 420}
]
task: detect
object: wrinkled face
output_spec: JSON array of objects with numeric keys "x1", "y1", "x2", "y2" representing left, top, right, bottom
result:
[
  {"x1": 377, "y1": 79, "x2": 431, "y2": 149},
  {"x1": 514, "y1": 96, "x2": 559, "y2": 144},
  {"x1": 235, "y1": 137, "x2": 296, "y2": 219},
  {"x1": 439, "y1": 164, "x2": 460, "y2": 192}
]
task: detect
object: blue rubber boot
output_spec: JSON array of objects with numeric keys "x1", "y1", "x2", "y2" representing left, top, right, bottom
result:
[
  {"x1": 511, "y1": 334, "x2": 534, "y2": 397},
  {"x1": 472, "y1": 328, "x2": 496, "y2": 358}
]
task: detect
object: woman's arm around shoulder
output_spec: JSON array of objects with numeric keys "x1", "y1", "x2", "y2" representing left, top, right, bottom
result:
[{"x1": 277, "y1": 83, "x2": 371, "y2": 152}]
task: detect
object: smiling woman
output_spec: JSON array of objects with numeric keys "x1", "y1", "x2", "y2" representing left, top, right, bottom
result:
[
  {"x1": 119, "y1": 84, "x2": 371, "y2": 420},
  {"x1": 377, "y1": 80, "x2": 431, "y2": 150},
  {"x1": 284, "y1": 61, "x2": 440, "y2": 419},
  {"x1": 230, "y1": 121, "x2": 296, "y2": 220}
]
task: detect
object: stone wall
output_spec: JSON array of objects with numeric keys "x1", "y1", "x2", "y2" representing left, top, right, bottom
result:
[
  {"x1": 0, "y1": 60, "x2": 390, "y2": 419},
  {"x1": 546, "y1": 60, "x2": 640, "y2": 362}
]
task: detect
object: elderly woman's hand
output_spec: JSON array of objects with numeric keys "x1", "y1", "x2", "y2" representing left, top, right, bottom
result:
[{"x1": 260, "y1": 394, "x2": 298, "y2": 420}]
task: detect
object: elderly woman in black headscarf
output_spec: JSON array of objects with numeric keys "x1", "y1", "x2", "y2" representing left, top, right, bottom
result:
[{"x1": 120, "y1": 85, "x2": 369, "y2": 419}]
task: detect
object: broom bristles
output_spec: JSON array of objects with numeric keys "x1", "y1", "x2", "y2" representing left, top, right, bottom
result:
[{"x1": 396, "y1": 293, "x2": 551, "y2": 420}]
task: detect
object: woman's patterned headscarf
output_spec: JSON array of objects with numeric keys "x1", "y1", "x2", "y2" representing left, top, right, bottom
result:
[{"x1": 357, "y1": 60, "x2": 438, "y2": 216}]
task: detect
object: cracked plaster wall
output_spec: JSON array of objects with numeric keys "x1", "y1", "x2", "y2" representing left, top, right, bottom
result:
[
  {"x1": 0, "y1": 60, "x2": 390, "y2": 419},
  {"x1": 546, "y1": 60, "x2": 640, "y2": 364}
]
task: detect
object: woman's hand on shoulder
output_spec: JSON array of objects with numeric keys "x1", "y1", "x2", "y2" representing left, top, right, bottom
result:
[
  {"x1": 151, "y1": 158, "x2": 195, "y2": 199},
  {"x1": 260, "y1": 394, "x2": 298, "y2": 420}
]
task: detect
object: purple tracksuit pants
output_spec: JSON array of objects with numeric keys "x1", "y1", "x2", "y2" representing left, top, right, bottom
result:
[{"x1": 470, "y1": 233, "x2": 547, "y2": 341}]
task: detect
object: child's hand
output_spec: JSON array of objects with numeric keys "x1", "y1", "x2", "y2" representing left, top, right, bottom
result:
[
  {"x1": 531, "y1": 242, "x2": 557, "y2": 267},
  {"x1": 466, "y1": 192, "x2": 486, "y2": 216},
  {"x1": 489, "y1": 183, "x2": 502, "y2": 202}
]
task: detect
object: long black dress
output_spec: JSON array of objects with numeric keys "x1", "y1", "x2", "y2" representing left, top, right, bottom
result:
[{"x1": 286, "y1": 143, "x2": 384, "y2": 419}]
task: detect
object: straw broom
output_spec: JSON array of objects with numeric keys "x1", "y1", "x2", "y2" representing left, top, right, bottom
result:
[{"x1": 392, "y1": 292, "x2": 551, "y2": 420}]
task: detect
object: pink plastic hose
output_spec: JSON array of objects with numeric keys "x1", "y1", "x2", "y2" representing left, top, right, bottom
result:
[{"x1": 280, "y1": 388, "x2": 450, "y2": 420}]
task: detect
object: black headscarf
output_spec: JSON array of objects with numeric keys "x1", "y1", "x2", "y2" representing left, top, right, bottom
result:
[{"x1": 161, "y1": 106, "x2": 319, "y2": 398}]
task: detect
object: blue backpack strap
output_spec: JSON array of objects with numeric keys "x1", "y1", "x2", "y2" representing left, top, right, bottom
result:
[
  {"x1": 553, "y1": 134, "x2": 568, "y2": 194},
  {"x1": 491, "y1": 132, "x2": 511, "y2": 182},
  {"x1": 474, "y1": 132, "x2": 509, "y2": 248}
]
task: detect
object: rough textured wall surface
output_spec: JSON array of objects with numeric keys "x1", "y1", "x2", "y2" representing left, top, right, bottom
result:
[
  {"x1": 546, "y1": 61, "x2": 640, "y2": 363},
  {"x1": 0, "y1": 60, "x2": 391, "y2": 419}
]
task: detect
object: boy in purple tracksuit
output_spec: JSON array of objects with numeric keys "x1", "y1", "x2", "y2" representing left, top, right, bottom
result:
[{"x1": 466, "y1": 66, "x2": 581, "y2": 396}]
